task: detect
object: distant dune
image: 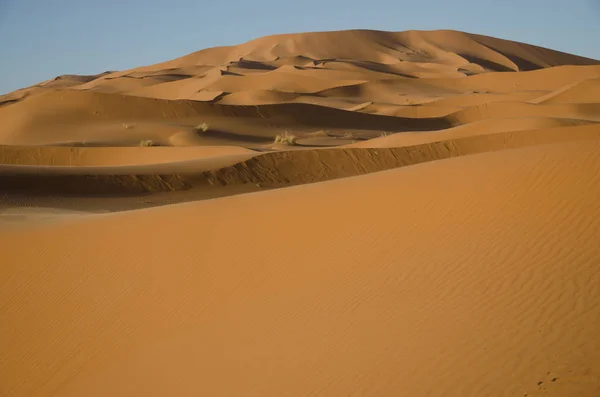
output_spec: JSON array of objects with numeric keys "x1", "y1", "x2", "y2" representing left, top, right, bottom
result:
[
  {"x1": 1, "y1": 29, "x2": 599, "y2": 397},
  {"x1": 2, "y1": 29, "x2": 599, "y2": 148}
]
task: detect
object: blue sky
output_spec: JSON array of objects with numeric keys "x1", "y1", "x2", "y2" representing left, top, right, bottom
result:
[{"x1": 1, "y1": 0, "x2": 599, "y2": 94}]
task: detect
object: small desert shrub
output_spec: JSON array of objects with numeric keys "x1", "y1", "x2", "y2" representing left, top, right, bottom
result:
[
  {"x1": 195, "y1": 122, "x2": 210, "y2": 132},
  {"x1": 274, "y1": 131, "x2": 297, "y2": 145},
  {"x1": 139, "y1": 139, "x2": 154, "y2": 147}
]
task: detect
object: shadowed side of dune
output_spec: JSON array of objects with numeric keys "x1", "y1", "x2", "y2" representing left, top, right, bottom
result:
[{"x1": 2, "y1": 125, "x2": 598, "y2": 196}]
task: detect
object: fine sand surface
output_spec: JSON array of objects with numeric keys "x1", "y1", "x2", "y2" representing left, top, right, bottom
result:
[{"x1": 1, "y1": 29, "x2": 600, "y2": 396}]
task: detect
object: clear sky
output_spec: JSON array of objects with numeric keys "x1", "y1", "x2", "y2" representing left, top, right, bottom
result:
[{"x1": 1, "y1": 0, "x2": 599, "y2": 94}]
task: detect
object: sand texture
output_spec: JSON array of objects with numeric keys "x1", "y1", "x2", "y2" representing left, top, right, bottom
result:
[{"x1": 1, "y1": 29, "x2": 599, "y2": 397}]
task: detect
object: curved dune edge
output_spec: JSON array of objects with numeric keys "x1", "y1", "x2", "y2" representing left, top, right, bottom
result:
[
  {"x1": 197, "y1": 125, "x2": 600, "y2": 187},
  {"x1": 532, "y1": 77, "x2": 600, "y2": 104},
  {"x1": 347, "y1": 119, "x2": 599, "y2": 148},
  {"x1": 1, "y1": 139, "x2": 599, "y2": 397},
  {"x1": 447, "y1": 101, "x2": 600, "y2": 124},
  {"x1": 2, "y1": 125, "x2": 598, "y2": 195}
]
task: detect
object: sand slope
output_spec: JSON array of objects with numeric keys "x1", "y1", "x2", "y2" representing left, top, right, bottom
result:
[{"x1": 1, "y1": 140, "x2": 600, "y2": 397}]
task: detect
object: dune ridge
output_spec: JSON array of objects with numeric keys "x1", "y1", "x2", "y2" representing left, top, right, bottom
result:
[{"x1": 1, "y1": 124, "x2": 598, "y2": 196}]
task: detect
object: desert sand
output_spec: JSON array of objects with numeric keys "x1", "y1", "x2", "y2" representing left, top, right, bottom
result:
[{"x1": 1, "y1": 29, "x2": 600, "y2": 396}]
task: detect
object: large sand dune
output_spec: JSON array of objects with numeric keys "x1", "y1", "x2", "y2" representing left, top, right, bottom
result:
[
  {"x1": 1, "y1": 29, "x2": 599, "y2": 396},
  {"x1": 2, "y1": 140, "x2": 599, "y2": 396}
]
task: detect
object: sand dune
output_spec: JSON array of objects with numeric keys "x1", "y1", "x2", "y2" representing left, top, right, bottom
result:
[
  {"x1": 2, "y1": 124, "x2": 598, "y2": 196},
  {"x1": 2, "y1": 28, "x2": 600, "y2": 397},
  {"x1": 1, "y1": 29, "x2": 599, "y2": 151},
  {"x1": 2, "y1": 30, "x2": 599, "y2": 145},
  {"x1": 2, "y1": 140, "x2": 600, "y2": 397}
]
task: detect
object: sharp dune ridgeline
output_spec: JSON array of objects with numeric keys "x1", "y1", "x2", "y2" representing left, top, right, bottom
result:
[{"x1": 1, "y1": 29, "x2": 600, "y2": 397}]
